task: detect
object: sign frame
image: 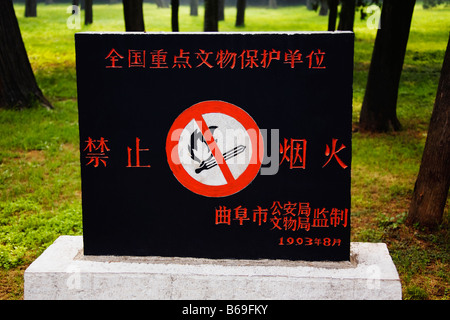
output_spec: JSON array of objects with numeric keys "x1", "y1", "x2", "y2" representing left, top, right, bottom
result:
[{"x1": 76, "y1": 32, "x2": 354, "y2": 261}]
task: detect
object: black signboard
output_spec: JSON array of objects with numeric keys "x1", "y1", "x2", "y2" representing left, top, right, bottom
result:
[{"x1": 75, "y1": 32, "x2": 353, "y2": 261}]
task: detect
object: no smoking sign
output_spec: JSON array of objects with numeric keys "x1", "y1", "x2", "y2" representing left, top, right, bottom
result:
[
  {"x1": 77, "y1": 32, "x2": 353, "y2": 260},
  {"x1": 166, "y1": 101, "x2": 263, "y2": 197}
]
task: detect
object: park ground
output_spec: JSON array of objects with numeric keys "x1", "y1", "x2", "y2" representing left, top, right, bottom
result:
[{"x1": 0, "y1": 2, "x2": 449, "y2": 299}]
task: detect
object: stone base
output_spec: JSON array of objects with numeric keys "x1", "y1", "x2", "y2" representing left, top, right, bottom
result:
[{"x1": 24, "y1": 236, "x2": 401, "y2": 300}]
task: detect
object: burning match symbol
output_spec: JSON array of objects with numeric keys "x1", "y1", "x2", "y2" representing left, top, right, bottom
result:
[{"x1": 188, "y1": 126, "x2": 246, "y2": 174}]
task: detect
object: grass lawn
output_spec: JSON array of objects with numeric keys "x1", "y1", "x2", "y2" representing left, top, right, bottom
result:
[{"x1": 1, "y1": 2, "x2": 449, "y2": 300}]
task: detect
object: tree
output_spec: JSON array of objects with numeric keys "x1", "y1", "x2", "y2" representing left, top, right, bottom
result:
[
  {"x1": 359, "y1": 0, "x2": 416, "y2": 132},
  {"x1": 218, "y1": 0, "x2": 225, "y2": 21},
  {"x1": 171, "y1": 0, "x2": 179, "y2": 32},
  {"x1": 123, "y1": 0, "x2": 145, "y2": 32},
  {"x1": 327, "y1": 0, "x2": 339, "y2": 31},
  {"x1": 85, "y1": 0, "x2": 93, "y2": 25},
  {"x1": 235, "y1": 0, "x2": 246, "y2": 27},
  {"x1": 337, "y1": 0, "x2": 356, "y2": 31},
  {"x1": 190, "y1": 0, "x2": 198, "y2": 16},
  {"x1": 306, "y1": 0, "x2": 318, "y2": 10},
  {"x1": 155, "y1": 0, "x2": 169, "y2": 8},
  {"x1": 204, "y1": 0, "x2": 218, "y2": 32},
  {"x1": 25, "y1": 0, "x2": 37, "y2": 17},
  {"x1": 318, "y1": 0, "x2": 328, "y2": 16},
  {"x1": 407, "y1": 35, "x2": 450, "y2": 230},
  {"x1": 268, "y1": 0, "x2": 277, "y2": 9},
  {"x1": 0, "y1": 1, "x2": 51, "y2": 109}
]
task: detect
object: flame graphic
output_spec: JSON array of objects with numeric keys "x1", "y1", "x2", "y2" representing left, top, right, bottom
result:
[{"x1": 187, "y1": 126, "x2": 217, "y2": 164}]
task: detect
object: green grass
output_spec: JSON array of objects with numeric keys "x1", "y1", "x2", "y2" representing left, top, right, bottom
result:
[{"x1": 1, "y1": 2, "x2": 449, "y2": 299}]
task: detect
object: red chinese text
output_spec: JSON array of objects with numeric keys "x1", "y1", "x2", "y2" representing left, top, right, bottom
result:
[
  {"x1": 278, "y1": 237, "x2": 341, "y2": 247},
  {"x1": 127, "y1": 137, "x2": 151, "y2": 168},
  {"x1": 105, "y1": 49, "x2": 124, "y2": 68},
  {"x1": 279, "y1": 138, "x2": 307, "y2": 169},
  {"x1": 83, "y1": 137, "x2": 110, "y2": 167},
  {"x1": 323, "y1": 138, "x2": 348, "y2": 169},
  {"x1": 105, "y1": 48, "x2": 327, "y2": 70},
  {"x1": 215, "y1": 201, "x2": 348, "y2": 232}
]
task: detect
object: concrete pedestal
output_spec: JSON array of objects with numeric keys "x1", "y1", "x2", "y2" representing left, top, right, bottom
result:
[{"x1": 24, "y1": 236, "x2": 401, "y2": 300}]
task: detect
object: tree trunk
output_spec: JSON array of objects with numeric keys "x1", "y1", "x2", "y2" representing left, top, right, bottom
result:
[
  {"x1": 327, "y1": 0, "x2": 338, "y2": 31},
  {"x1": 407, "y1": 35, "x2": 450, "y2": 230},
  {"x1": 71, "y1": 0, "x2": 86, "y2": 10},
  {"x1": 25, "y1": 0, "x2": 37, "y2": 17},
  {"x1": 337, "y1": 0, "x2": 356, "y2": 31},
  {"x1": 319, "y1": 0, "x2": 328, "y2": 16},
  {"x1": 123, "y1": 0, "x2": 145, "y2": 32},
  {"x1": 359, "y1": 0, "x2": 416, "y2": 132},
  {"x1": 85, "y1": 0, "x2": 93, "y2": 25},
  {"x1": 235, "y1": 0, "x2": 246, "y2": 27},
  {"x1": 155, "y1": 0, "x2": 169, "y2": 8},
  {"x1": 0, "y1": 1, "x2": 51, "y2": 109},
  {"x1": 171, "y1": 0, "x2": 179, "y2": 32},
  {"x1": 190, "y1": 0, "x2": 198, "y2": 16},
  {"x1": 204, "y1": 0, "x2": 218, "y2": 32},
  {"x1": 306, "y1": 0, "x2": 318, "y2": 11},
  {"x1": 268, "y1": 0, "x2": 277, "y2": 9},
  {"x1": 218, "y1": 0, "x2": 225, "y2": 21}
]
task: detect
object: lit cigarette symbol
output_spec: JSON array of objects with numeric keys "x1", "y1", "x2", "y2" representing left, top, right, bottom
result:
[{"x1": 195, "y1": 145, "x2": 246, "y2": 174}]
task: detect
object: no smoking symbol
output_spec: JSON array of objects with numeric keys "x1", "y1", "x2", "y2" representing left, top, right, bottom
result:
[{"x1": 166, "y1": 100, "x2": 264, "y2": 197}]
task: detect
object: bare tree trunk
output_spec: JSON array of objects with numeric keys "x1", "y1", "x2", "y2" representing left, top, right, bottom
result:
[
  {"x1": 25, "y1": 0, "x2": 37, "y2": 17},
  {"x1": 155, "y1": 0, "x2": 169, "y2": 8},
  {"x1": 85, "y1": 0, "x2": 93, "y2": 25},
  {"x1": 123, "y1": 0, "x2": 145, "y2": 32},
  {"x1": 338, "y1": 0, "x2": 356, "y2": 31},
  {"x1": 171, "y1": 0, "x2": 179, "y2": 32},
  {"x1": 190, "y1": 0, "x2": 198, "y2": 16},
  {"x1": 268, "y1": 0, "x2": 277, "y2": 9},
  {"x1": 235, "y1": 0, "x2": 246, "y2": 27},
  {"x1": 407, "y1": 35, "x2": 450, "y2": 230},
  {"x1": 204, "y1": 0, "x2": 218, "y2": 32},
  {"x1": 359, "y1": 0, "x2": 416, "y2": 132},
  {"x1": 306, "y1": 0, "x2": 315, "y2": 10},
  {"x1": 0, "y1": 0, "x2": 51, "y2": 109},
  {"x1": 327, "y1": 0, "x2": 338, "y2": 31},
  {"x1": 218, "y1": 0, "x2": 225, "y2": 21},
  {"x1": 319, "y1": 0, "x2": 328, "y2": 16}
]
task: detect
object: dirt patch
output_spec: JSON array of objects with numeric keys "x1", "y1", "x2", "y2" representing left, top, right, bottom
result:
[{"x1": 24, "y1": 150, "x2": 46, "y2": 163}]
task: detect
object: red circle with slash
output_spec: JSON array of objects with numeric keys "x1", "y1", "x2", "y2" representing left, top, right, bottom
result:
[{"x1": 166, "y1": 100, "x2": 263, "y2": 197}]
